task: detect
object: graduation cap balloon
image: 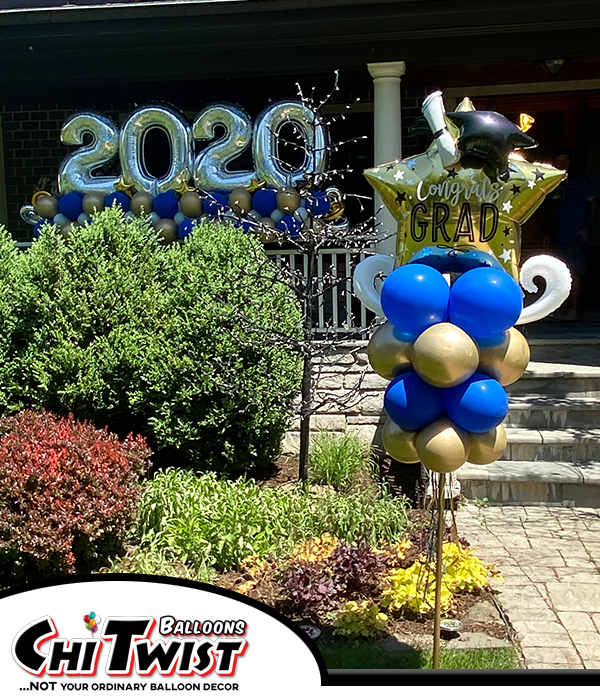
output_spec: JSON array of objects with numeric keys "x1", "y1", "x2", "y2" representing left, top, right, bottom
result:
[{"x1": 364, "y1": 92, "x2": 565, "y2": 279}]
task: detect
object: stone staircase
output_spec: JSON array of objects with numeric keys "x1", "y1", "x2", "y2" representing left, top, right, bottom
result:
[
  {"x1": 458, "y1": 325, "x2": 600, "y2": 507},
  {"x1": 283, "y1": 316, "x2": 600, "y2": 506}
]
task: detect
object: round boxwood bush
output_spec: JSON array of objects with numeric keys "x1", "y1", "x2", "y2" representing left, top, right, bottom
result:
[
  {"x1": 0, "y1": 209, "x2": 302, "y2": 473},
  {"x1": 0, "y1": 409, "x2": 150, "y2": 584}
]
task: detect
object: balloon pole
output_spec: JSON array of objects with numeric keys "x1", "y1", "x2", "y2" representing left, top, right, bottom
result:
[{"x1": 433, "y1": 471, "x2": 446, "y2": 670}]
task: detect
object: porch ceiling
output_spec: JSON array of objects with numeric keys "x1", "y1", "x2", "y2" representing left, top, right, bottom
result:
[{"x1": 0, "y1": 1, "x2": 599, "y2": 85}]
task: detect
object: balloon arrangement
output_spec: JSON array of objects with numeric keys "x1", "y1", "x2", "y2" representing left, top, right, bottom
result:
[
  {"x1": 355, "y1": 91, "x2": 573, "y2": 474},
  {"x1": 83, "y1": 611, "x2": 100, "y2": 634},
  {"x1": 27, "y1": 183, "x2": 344, "y2": 244},
  {"x1": 21, "y1": 99, "x2": 349, "y2": 242}
]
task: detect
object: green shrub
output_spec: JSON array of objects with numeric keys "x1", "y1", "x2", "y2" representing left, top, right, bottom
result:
[
  {"x1": 136, "y1": 468, "x2": 410, "y2": 571},
  {"x1": 0, "y1": 209, "x2": 302, "y2": 474},
  {"x1": 309, "y1": 431, "x2": 375, "y2": 489}
]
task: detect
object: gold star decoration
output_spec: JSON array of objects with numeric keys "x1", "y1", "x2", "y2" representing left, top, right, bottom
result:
[
  {"x1": 365, "y1": 100, "x2": 566, "y2": 279},
  {"x1": 114, "y1": 177, "x2": 135, "y2": 196},
  {"x1": 247, "y1": 178, "x2": 267, "y2": 194},
  {"x1": 174, "y1": 180, "x2": 197, "y2": 195}
]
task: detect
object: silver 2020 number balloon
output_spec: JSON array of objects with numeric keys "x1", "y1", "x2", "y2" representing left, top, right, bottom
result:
[
  {"x1": 253, "y1": 101, "x2": 328, "y2": 188},
  {"x1": 120, "y1": 105, "x2": 191, "y2": 195},
  {"x1": 192, "y1": 103, "x2": 256, "y2": 192},
  {"x1": 58, "y1": 112, "x2": 120, "y2": 195}
]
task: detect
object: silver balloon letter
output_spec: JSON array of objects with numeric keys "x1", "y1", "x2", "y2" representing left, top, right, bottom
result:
[
  {"x1": 120, "y1": 105, "x2": 191, "y2": 195},
  {"x1": 193, "y1": 103, "x2": 256, "y2": 192},
  {"x1": 58, "y1": 111, "x2": 120, "y2": 195},
  {"x1": 253, "y1": 101, "x2": 328, "y2": 188}
]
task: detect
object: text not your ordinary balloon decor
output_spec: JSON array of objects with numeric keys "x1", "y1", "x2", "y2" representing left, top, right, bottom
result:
[{"x1": 355, "y1": 90, "x2": 573, "y2": 475}]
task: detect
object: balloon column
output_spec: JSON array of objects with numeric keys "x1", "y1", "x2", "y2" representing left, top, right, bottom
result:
[
  {"x1": 356, "y1": 91, "x2": 572, "y2": 474},
  {"x1": 372, "y1": 262, "x2": 528, "y2": 473}
]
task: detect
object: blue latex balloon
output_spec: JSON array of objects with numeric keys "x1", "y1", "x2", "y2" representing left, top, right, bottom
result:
[
  {"x1": 408, "y1": 246, "x2": 503, "y2": 274},
  {"x1": 104, "y1": 191, "x2": 131, "y2": 212},
  {"x1": 33, "y1": 219, "x2": 51, "y2": 239},
  {"x1": 239, "y1": 220, "x2": 253, "y2": 234},
  {"x1": 252, "y1": 188, "x2": 277, "y2": 217},
  {"x1": 384, "y1": 372, "x2": 445, "y2": 431},
  {"x1": 307, "y1": 191, "x2": 330, "y2": 216},
  {"x1": 58, "y1": 193, "x2": 83, "y2": 221},
  {"x1": 204, "y1": 192, "x2": 228, "y2": 216},
  {"x1": 153, "y1": 192, "x2": 179, "y2": 220},
  {"x1": 277, "y1": 215, "x2": 301, "y2": 239},
  {"x1": 178, "y1": 218, "x2": 196, "y2": 239},
  {"x1": 449, "y1": 267, "x2": 523, "y2": 339},
  {"x1": 445, "y1": 372, "x2": 508, "y2": 434},
  {"x1": 380, "y1": 263, "x2": 450, "y2": 337}
]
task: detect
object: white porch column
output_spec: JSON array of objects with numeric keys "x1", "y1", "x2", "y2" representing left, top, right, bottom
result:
[{"x1": 367, "y1": 61, "x2": 406, "y2": 257}]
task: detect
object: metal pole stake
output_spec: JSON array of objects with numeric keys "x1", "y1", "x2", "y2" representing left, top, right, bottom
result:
[{"x1": 433, "y1": 471, "x2": 446, "y2": 669}]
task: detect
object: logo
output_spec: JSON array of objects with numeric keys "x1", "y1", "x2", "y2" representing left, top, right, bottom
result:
[{"x1": 13, "y1": 615, "x2": 248, "y2": 680}]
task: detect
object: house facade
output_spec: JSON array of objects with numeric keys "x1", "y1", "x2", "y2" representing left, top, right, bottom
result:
[{"x1": 2, "y1": 0, "x2": 600, "y2": 301}]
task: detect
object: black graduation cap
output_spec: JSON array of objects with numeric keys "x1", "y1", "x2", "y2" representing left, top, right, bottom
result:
[{"x1": 445, "y1": 110, "x2": 537, "y2": 182}]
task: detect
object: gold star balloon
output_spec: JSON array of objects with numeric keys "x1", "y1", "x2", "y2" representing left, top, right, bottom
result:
[{"x1": 365, "y1": 96, "x2": 566, "y2": 279}]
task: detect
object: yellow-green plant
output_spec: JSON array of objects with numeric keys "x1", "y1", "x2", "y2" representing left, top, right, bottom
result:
[
  {"x1": 332, "y1": 600, "x2": 388, "y2": 639},
  {"x1": 382, "y1": 542, "x2": 496, "y2": 617}
]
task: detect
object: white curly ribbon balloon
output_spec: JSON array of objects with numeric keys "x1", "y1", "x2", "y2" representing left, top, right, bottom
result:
[
  {"x1": 517, "y1": 254, "x2": 572, "y2": 324},
  {"x1": 353, "y1": 254, "x2": 395, "y2": 316}
]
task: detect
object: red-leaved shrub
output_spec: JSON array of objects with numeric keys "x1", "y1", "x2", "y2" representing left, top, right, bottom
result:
[{"x1": 0, "y1": 410, "x2": 151, "y2": 585}]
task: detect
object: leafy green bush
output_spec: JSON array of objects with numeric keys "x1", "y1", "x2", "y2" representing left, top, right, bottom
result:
[
  {"x1": 0, "y1": 209, "x2": 302, "y2": 474},
  {"x1": 136, "y1": 468, "x2": 410, "y2": 570},
  {"x1": 309, "y1": 431, "x2": 375, "y2": 490}
]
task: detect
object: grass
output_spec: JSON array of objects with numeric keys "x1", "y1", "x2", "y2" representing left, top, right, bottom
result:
[
  {"x1": 318, "y1": 639, "x2": 519, "y2": 670},
  {"x1": 309, "y1": 431, "x2": 376, "y2": 490}
]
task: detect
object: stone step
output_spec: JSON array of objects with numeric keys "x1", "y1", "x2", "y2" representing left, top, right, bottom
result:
[
  {"x1": 502, "y1": 427, "x2": 600, "y2": 462},
  {"x1": 526, "y1": 337, "x2": 600, "y2": 365},
  {"x1": 457, "y1": 460, "x2": 600, "y2": 507},
  {"x1": 507, "y1": 362, "x2": 600, "y2": 397},
  {"x1": 506, "y1": 396, "x2": 600, "y2": 429}
]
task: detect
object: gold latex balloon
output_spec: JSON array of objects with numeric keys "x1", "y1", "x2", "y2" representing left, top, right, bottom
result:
[
  {"x1": 34, "y1": 194, "x2": 59, "y2": 219},
  {"x1": 258, "y1": 217, "x2": 278, "y2": 243},
  {"x1": 477, "y1": 327, "x2": 530, "y2": 386},
  {"x1": 382, "y1": 418, "x2": 419, "y2": 463},
  {"x1": 276, "y1": 188, "x2": 301, "y2": 214},
  {"x1": 229, "y1": 188, "x2": 252, "y2": 215},
  {"x1": 367, "y1": 322, "x2": 413, "y2": 380},
  {"x1": 468, "y1": 424, "x2": 507, "y2": 465},
  {"x1": 411, "y1": 322, "x2": 478, "y2": 388},
  {"x1": 155, "y1": 218, "x2": 178, "y2": 244},
  {"x1": 60, "y1": 222, "x2": 78, "y2": 240},
  {"x1": 82, "y1": 193, "x2": 105, "y2": 216},
  {"x1": 416, "y1": 418, "x2": 470, "y2": 474},
  {"x1": 180, "y1": 191, "x2": 203, "y2": 218},
  {"x1": 130, "y1": 191, "x2": 153, "y2": 217},
  {"x1": 364, "y1": 98, "x2": 566, "y2": 280}
]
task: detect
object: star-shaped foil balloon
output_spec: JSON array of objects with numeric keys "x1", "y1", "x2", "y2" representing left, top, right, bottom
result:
[{"x1": 365, "y1": 98, "x2": 567, "y2": 279}]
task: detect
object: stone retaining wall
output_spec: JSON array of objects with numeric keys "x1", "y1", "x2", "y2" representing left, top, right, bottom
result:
[{"x1": 282, "y1": 341, "x2": 388, "y2": 453}]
